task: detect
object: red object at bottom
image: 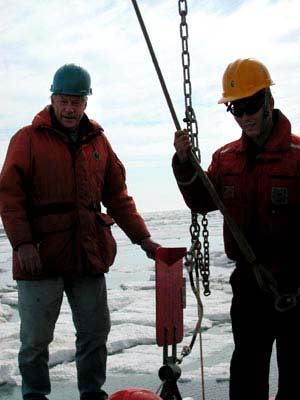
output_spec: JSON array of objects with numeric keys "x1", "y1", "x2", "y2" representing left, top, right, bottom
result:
[
  {"x1": 155, "y1": 247, "x2": 186, "y2": 347},
  {"x1": 108, "y1": 388, "x2": 161, "y2": 399}
]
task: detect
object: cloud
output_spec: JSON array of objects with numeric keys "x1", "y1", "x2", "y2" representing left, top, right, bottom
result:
[{"x1": 1, "y1": 0, "x2": 300, "y2": 211}]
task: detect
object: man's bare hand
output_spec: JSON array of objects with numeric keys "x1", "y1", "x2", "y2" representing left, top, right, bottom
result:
[
  {"x1": 17, "y1": 243, "x2": 42, "y2": 275},
  {"x1": 140, "y1": 237, "x2": 160, "y2": 260},
  {"x1": 174, "y1": 129, "x2": 192, "y2": 163}
]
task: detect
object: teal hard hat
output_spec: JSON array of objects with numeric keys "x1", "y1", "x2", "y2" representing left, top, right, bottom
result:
[{"x1": 50, "y1": 64, "x2": 92, "y2": 96}]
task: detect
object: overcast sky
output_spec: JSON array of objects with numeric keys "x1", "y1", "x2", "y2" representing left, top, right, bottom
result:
[{"x1": 1, "y1": 0, "x2": 300, "y2": 212}]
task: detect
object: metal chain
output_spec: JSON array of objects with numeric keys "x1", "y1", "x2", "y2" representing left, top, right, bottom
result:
[
  {"x1": 201, "y1": 214, "x2": 210, "y2": 296},
  {"x1": 178, "y1": 0, "x2": 200, "y2": 162},
  {"x1": 179, "y1": 0, "x2": 210, "y2": 296},
  {"x1": 178, "y1": 5, "x2": 210, "y2": 396}
]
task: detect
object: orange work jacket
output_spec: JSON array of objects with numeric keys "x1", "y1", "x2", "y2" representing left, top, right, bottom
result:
[{"x1": 0, "y1": 106, "x2": 150, "y2": 279}]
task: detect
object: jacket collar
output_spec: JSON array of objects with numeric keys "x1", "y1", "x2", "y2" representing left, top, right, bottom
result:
[{"x1": 31, "y1": 105, "x2": 103, "y2": 142}]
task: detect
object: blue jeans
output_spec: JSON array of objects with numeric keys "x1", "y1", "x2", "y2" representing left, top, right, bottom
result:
[{"x1": 17, "y1": 274, "x2": 111, "y2": 397}]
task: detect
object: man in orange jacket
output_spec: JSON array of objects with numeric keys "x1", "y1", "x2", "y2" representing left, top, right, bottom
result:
[
  {"x1": 173, "y1": 58, "x2": 300, "y2": 400},
  {"x1": 0, "y1": 64, "x2": 159, "y2": 400}
]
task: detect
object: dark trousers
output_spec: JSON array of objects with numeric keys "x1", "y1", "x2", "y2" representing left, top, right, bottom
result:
[{"x1": 229, "y1": 267, "x2": 300, "y2": 400}]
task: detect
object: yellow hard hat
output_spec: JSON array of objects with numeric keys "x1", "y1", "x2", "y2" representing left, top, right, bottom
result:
[{"x1": 218, "y1": 58, "x2": 274, "y2": 104}]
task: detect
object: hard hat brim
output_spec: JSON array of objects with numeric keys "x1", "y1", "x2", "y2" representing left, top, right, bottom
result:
[{"x1": 218, "y1": 81, "x2": 274, "y2": 104}]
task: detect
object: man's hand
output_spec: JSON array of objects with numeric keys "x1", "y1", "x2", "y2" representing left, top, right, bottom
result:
[
  {"x1": 17, "y1": 243, "x2": 42, "y2": 275},
  {"x1": 140, "y1": 237, "x2": 160, "y2": 260},
  {"x1": 174, "y1": 129, "x2": 192, "y2": 163}
]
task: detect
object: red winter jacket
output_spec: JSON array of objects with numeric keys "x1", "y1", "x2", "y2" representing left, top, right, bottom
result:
[
  {"x1": 173, "y1": 110, "x2": 300, "y2": 275},
  {"x1": 0, "y1": 106, "x2": 150, "y2": 279}
]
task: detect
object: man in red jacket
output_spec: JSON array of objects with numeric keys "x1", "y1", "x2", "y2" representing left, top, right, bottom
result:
[
  {"x1": 0, "y1": 64, "x2": 159, "y2": 400},
  {"x1": 173, "y1": 58, "x2": 300, "y2": 400}
]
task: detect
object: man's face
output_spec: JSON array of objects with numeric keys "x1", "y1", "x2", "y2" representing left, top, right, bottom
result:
[
  {"x1": 227, "y1": 91, "x2": 273, "y2": 139},
  {"x1": 51, "y1": 94, "x2": 87, "y2": 131},
  {"x1": 234, "y1": 107, "x2": 266, "y2": 139}
]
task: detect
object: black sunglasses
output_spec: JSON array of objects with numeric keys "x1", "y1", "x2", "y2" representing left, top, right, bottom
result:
[{"x1": 226, "y1": 93, "x2": 265, "y2": 118}]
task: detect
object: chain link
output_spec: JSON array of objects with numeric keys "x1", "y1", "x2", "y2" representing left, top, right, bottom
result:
[{"x1": 179, "y1": 0, "x2": 210, "y2": 296}]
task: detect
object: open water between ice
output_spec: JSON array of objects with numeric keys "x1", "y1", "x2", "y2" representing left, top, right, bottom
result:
[{"x1": 0, "y1": 210, "x2": 278, "y2": 400}]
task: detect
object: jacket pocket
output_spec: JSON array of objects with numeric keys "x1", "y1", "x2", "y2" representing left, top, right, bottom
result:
[
  {"x1": 95, "y1": 212, "x2": 117, "y2": 268},
  {"x1": 30, "y1": 212, "x2": 78, "y2": 273}
]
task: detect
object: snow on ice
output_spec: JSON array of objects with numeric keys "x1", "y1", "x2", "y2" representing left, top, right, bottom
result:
[{"x1": 0, "y1": 210, "x2": 233, "y2": 395}]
